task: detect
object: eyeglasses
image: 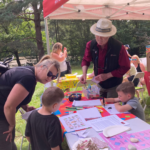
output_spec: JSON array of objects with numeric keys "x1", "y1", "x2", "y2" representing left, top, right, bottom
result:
[
  {"x1": 132, "y1": 59, "x2": 137, "y2": 61},
  {"x1": 47, "y1": 71, "x2": 58, "y2": 80}
]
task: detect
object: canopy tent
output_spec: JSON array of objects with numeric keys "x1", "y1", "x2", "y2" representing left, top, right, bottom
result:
[{"x1": 43, "y1": 0, "x2": 150, "y2": 53}]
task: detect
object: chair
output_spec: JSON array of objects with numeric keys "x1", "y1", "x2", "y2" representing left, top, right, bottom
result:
[
  {"x1": 75, "y1": 79, "x2": 97, "y2": 91},
  {"x1": 132, "y1": 72, "x2": 146, "y2": 110},
  {"x1": 19, "y1": 108, "x2": 30, "y2": 150}
]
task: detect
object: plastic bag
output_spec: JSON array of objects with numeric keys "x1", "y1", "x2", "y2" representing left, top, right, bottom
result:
[{"x1": 82, "y1": 84, "x2": 100, "y2": 99}]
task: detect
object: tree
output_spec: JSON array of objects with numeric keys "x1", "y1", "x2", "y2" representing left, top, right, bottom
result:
[
  {"x1": 0, "y1": 20, "x2": 38, "y2": 66},
  {"x1": 0, "y1": 0, "x2": 45, "y2": 60}
]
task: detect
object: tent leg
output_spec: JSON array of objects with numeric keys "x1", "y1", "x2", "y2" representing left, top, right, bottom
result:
[{"x1": 44, "y1": 18, "x2": 50, "y2": 54}]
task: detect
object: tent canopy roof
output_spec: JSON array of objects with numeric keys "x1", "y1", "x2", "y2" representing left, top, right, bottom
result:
[{"x1": 44, "y1": 0, "x2": 150, "y2": 20}]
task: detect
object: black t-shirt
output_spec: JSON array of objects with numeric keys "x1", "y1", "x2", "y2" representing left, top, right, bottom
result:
[
  {"x1": 25, "y1": 110, "x2": 63, "y2": 150},
  {"x1": 0, "y1": 66, "x2": 36, "y2": 120}
]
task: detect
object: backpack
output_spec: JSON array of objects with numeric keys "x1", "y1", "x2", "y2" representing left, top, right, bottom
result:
[{"x1": 0, "y1": 55, "x2": 14, "y2": 76}]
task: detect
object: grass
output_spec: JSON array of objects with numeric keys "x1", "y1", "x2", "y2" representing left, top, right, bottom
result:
[{"x1": 15, "y1": 65, "x2": 150, "y2": 149}]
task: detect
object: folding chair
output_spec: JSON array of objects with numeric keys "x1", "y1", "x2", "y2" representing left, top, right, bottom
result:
[
  {"x1": 75, "y1": 79, "x2": 97, "y2": 91},
  {"x1": 19, "y1": 108, "x2": 30, "y2": 150},
  {"x1": 132, "y1": 72, "x2": 146, "y2": 110}
]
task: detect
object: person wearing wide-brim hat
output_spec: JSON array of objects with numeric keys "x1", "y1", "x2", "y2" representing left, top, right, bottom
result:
[{"x1": 80, "y1": 18, "x2": 130, "y2": 98}]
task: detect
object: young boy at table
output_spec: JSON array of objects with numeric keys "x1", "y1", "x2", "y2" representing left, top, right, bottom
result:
[
  {"x1": 103, "y1": 82, "x2": 145, "y2": 121},
  {"x1": 25, "y1": 87, "x2": 64, "y2": 150}
]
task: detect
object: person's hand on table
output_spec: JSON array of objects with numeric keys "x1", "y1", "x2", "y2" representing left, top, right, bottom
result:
[
  {"x1": 3, "y1": 124, "x2": 14, "y2": 142},
  {"x1": 95, "y1": 73, "x2": 113, "y2": 82},
  {"x1": 80, "y1": 74, "x2": 86, "y2": 84}
]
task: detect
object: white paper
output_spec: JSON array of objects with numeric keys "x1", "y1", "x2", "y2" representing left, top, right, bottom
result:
[
  {"x1": 72, "y1": 129, "x2": 88, "y2": 138},
  {"x1": 105, "y1": 104, "x2": 128, "y2": 115},
  {"x1": 59, "y1": 113, "x2": 90, "y2": 132},
  {"x1": 72, "y1": 100, "x2": 101, "y2": 107},
  {"x1": 77, "y1": 107, "x2": 102, "y2": 120},
  {"x1": 87, "y1": 115, "x2": 129, "y2": 132},
  {"x1": 91, "y1": 76, "x2": 100, "y2": 84},
  {"x1": 22, "y1": 107, "x2": 42, "y2": 121}
]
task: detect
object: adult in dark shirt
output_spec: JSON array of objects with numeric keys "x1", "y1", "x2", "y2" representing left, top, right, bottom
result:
[
  {"x1": 0, "y1": 55, "x2": 60, "y2": 150},
  {"x1": 25, "y1": 87, "x2": 64, "y2": 150},
  {"x1": 80, "y1": 18, "x2": 130, "y2": 98}
]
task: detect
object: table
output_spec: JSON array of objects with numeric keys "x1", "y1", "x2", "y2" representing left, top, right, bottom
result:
[
  {"x1": 53, "y1": 76, "x2": 92, "y2": 89},
  {"x1": 56, "y1": 91, "x2": 136, "y2": 137},
  {"x1": 65, "y1": 118, "x2": 150, "y2": 150}
]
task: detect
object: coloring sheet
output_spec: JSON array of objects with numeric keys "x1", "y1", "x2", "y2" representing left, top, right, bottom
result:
[
  {"x1": 87, "y1": 115, "x2": 129, "y2": 132},
  {"x1": 59, "y1": 113, "x2": 90, "y2": 132},
  {"x1": 99, "y1": 129, "x2": 150, "y2": 150}
]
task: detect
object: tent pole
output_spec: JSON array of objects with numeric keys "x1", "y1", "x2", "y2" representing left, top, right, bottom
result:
[{"x1": 44, "y1": 18, "x2": 50, "y2": 54}]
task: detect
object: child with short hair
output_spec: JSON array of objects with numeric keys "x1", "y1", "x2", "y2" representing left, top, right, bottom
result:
[
  {"x1": 104, "y1": 82, "x2": 145, "y2": 121},
  {"x1": 25, "y1": 87, "x2": 64, "y2": 150}
]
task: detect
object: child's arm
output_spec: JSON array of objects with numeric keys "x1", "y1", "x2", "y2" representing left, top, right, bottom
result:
[
  {"x1": 51, "y1": 146, "x2": 60, "y2": 150},
  {"x1": 115, "y1": 103, "x2": 132, "y2": 112},
  {"x1": 26, "y1": 136, "x2": 31, "y2": 143},
  {"x1": 51, "y1": 53, "x2": 66, "y2": 62}
]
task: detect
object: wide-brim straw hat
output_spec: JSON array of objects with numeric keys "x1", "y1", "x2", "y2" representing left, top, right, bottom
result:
[{"x1": 90, "y1": 18, "x2": 117, "y2": 37}]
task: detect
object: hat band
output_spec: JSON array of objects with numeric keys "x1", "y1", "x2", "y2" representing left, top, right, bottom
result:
[{"x1": 95, "y1": 27, "x2": 112, "y2": 33}]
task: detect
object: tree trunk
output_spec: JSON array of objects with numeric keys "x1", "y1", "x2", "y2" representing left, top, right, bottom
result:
[
  {"x1": 32, "y1": 3, "x2": 44, "y2": 60},
  {"x1": 14, "y1": 51, "x2": 21, "y2": 66}
]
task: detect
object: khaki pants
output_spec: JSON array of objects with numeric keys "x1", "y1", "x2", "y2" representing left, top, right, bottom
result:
[
  {"x1": 98, "y1": 84, "x2": 118, "y2": 98},
  {"x1": 0, "y1": 120, "x2": 17, "y2": 150}
]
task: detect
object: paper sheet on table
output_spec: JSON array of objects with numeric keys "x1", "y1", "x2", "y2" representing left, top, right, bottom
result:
[
  {"x1": 72, "y1": 129, "x2": 88, "y2": 138},
  {"x1": 87, "y1": 115, "x2": 129, "y2": 132},
  {"x1": 91, "y1": 76, "x2": 100, "y2": 84},
  {"x1": 22, "y1": 107, "x2": 42, "y2": 121},
  {"x1": 72, "y1": 99, "x2": 101, "y2": 107},
  {"x1": 77, "y1": 107, "x2": 102, "y2": 120},
  {"x1": 105, "y1": 104, "x2": 128, "y2": 115},
  {"x1": 59, "y1": 113, "x2": 90, "y2": 132}
]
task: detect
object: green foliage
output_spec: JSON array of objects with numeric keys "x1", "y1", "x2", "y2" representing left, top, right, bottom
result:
[
  {"x1": 49, "y1": 20, "x2": 150, "y2": 65},
  {"x1": 0, "y1": 20, "x2": 38, "y2": 62},
  {"x1": 49, "y1": 20, "x2": 96, "y2": 64}
]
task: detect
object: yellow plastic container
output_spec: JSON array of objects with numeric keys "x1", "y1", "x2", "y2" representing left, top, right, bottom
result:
[{"x1": 65, "y1": 74, "x2": 77, "y2": 78}]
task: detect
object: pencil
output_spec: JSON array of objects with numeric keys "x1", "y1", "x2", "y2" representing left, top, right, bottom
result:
[{"x1": 103, "y1": 96, "x2": 105, "y2": 107}]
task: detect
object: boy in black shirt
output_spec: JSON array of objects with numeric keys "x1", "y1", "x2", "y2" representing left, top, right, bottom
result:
[{"x1": 25, "y1": 87, "x2": 64, "y2": 150}]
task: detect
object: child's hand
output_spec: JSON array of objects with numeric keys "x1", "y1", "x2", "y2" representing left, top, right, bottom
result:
[
  {"x1": 64, "y1": 47, "x2": 67, "y2": 52},
  {"x1": 115, "y1": 102, "x2": 121, "y2": 107},
  {"x1": 100, "y1": 98, "x2": 107, "y2": 106}
]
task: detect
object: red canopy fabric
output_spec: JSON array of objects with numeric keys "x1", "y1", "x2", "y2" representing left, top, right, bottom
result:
[{"x1": 43, "y1": 0, "x2": 68, "y2": 18}]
